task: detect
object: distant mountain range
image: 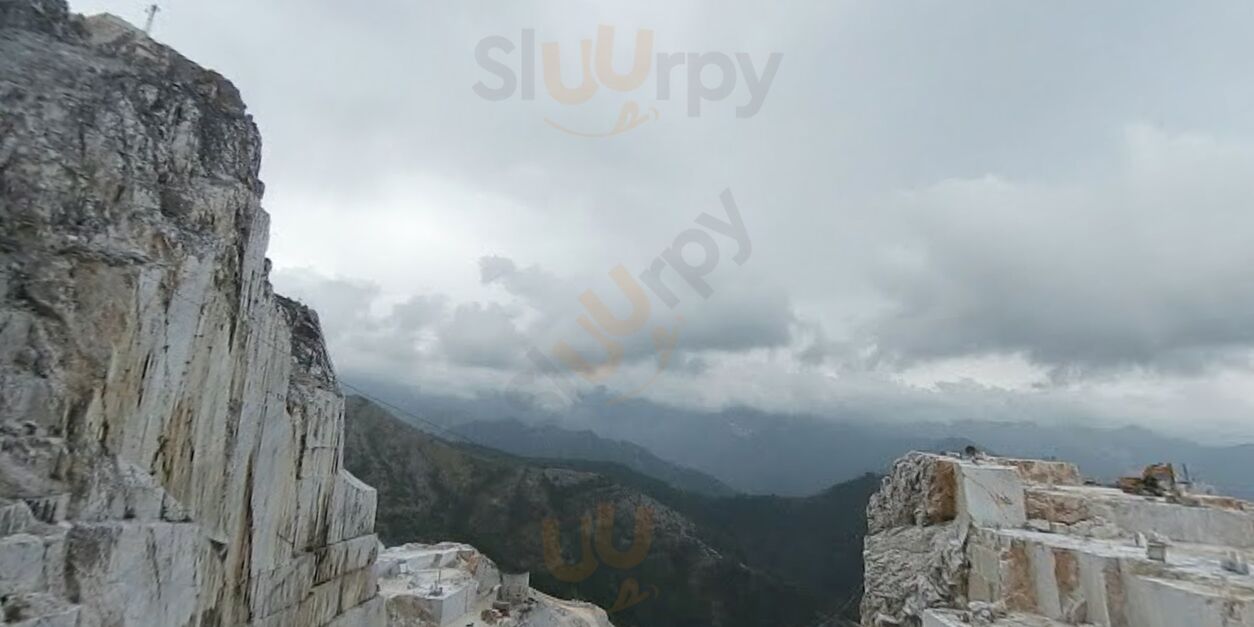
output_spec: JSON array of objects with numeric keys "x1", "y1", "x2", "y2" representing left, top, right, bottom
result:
[
  {"x1": 341, "y1": 378, "x2": 1254, "y2": 500},
  {"x1": 451, "y1": 418, "x2": 737, "y2": 497},
  {"x1": 342, "y1": 395, "x2": 877, "y2": 627},
  {"x1": 907, "y1": 421, "x2": 1254, "y2": 500}
]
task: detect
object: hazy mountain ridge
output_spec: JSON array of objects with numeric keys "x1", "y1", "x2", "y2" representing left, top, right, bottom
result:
[
  {"x1": 342, "y1": 395, "x2": 875, "y2": 627},
  {"x1": 451, "y1": 418, "x2": 737, "y2": 497},
  {"x1": 342, "y1": 380, "x2": 1254, "y2": 500},
  {"x1": 906, "y1": 421, "x2": 1254, "y2": 500}
]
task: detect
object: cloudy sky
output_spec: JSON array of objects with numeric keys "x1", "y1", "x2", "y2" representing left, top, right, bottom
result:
[{"x1": 74, "y1": 0, "x2": 1254, "y2": 442}]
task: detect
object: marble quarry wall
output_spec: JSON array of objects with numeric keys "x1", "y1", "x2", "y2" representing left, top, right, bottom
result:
[
  {"x1": 0, "y1": 1, "x2": 381, "y2": 624},
  {"x1": 863, "y1": 451, "x2": 1254, "y2": 627}
]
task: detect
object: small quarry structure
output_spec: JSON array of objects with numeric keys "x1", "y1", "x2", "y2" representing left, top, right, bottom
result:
[{"x1": 863, "y1": 452, "x2": 1254, "y2": 627}]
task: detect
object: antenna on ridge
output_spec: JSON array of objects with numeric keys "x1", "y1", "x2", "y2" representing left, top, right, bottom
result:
[{"x1": 143, "y1": 4, "x2": 161, "y2": 35}]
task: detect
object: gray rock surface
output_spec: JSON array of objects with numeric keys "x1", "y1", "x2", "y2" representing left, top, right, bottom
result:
[{"x1": 0, "y1": 1, "x2": 380, "y2": 624}]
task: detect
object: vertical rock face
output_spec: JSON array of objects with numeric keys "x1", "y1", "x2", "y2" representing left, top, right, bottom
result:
[
  {"x1": 862, "y1": 453, "x2": 970, "y2": 627},
  {"x1": 0, "y1": 1, "x2": 381, "y2": 625}
]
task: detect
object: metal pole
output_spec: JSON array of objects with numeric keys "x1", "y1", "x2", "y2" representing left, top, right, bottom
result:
[{"x1": 143, "y1": 4, "x2": 160, "y2": 34}]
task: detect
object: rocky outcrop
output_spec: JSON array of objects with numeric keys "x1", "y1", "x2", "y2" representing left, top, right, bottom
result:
[
  {"x1": 862, "y1": 453, "x2": 971, "y2": 626},
  {"x1": 863, "y1": 452, "x2": 1254, "y2": 627},
  {"x1": 0, "y1": 1, "x2": 380, "y2": 625},
  {"x1": 377, "y1": 543, "x2": 615, "y2": 627}
]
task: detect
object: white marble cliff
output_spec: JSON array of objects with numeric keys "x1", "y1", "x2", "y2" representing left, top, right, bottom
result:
[
  {"x1": 0, "y1": 1, "x2": 380, "y2": 624},
  {"x1": 862, "y1": 451, "x2": 1254, "y2": 627}
]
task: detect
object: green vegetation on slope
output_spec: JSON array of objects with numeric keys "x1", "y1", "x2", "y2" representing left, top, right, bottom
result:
[
  {"x1": 343, "y1": 395, "x2": 878, "y2": 627},
  {"x1": 452, "y1": 418, "x2": 737, "y2": 497}
]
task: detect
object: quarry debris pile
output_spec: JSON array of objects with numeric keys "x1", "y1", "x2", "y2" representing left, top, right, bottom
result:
[
  {"x1": 863, "y1": 451, "x2": 1254, "y2": 627},
  {"x1": 0, "y1": 1, "x2": 381, "y2": 624}
]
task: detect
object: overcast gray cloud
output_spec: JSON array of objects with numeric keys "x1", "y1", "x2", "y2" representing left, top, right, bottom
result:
[
  {"x1": 866, "y1": 126, "x2": 1254, "y2": 376},
  {"x1": 437, "y1": 303, "x2": 528, "y2": 369},
  {"x1": 72, "y1": 0, "x2": 1254, "y2": 440}
]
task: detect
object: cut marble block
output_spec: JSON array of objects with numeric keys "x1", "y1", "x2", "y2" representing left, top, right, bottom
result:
[
  {"x1": 64, "y1": 522, "x2": 202, "y2": 627},
  {"x1": 957, "y1": 463, "x2": 1027, "y2": 530},
  {"x1": 864, "y1": 451, "x2": 1254, "y2": 627},
  {"x1": 1123, "y1": 576, "x2": 1254, "y2": 627},
  {"x1": 330, "y1": 470, "x2": 378, "y2": 544},
  {"x1": 0, "y1": 500, "x2": 37, "y2": 535},
  {"x1": 315, "y1": 534, "x2": 381, "y2": 584},
  {"x1": 923, "y1": 609, "x2": 1073, "y2": 627},
  {"x1": 0, "y1": 534, "x2": 46, "y2": 597}
]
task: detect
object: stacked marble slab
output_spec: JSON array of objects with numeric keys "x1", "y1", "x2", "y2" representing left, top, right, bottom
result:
[{"x1": 864, "y1": 451, "x2": 1254, "y2": 627}]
